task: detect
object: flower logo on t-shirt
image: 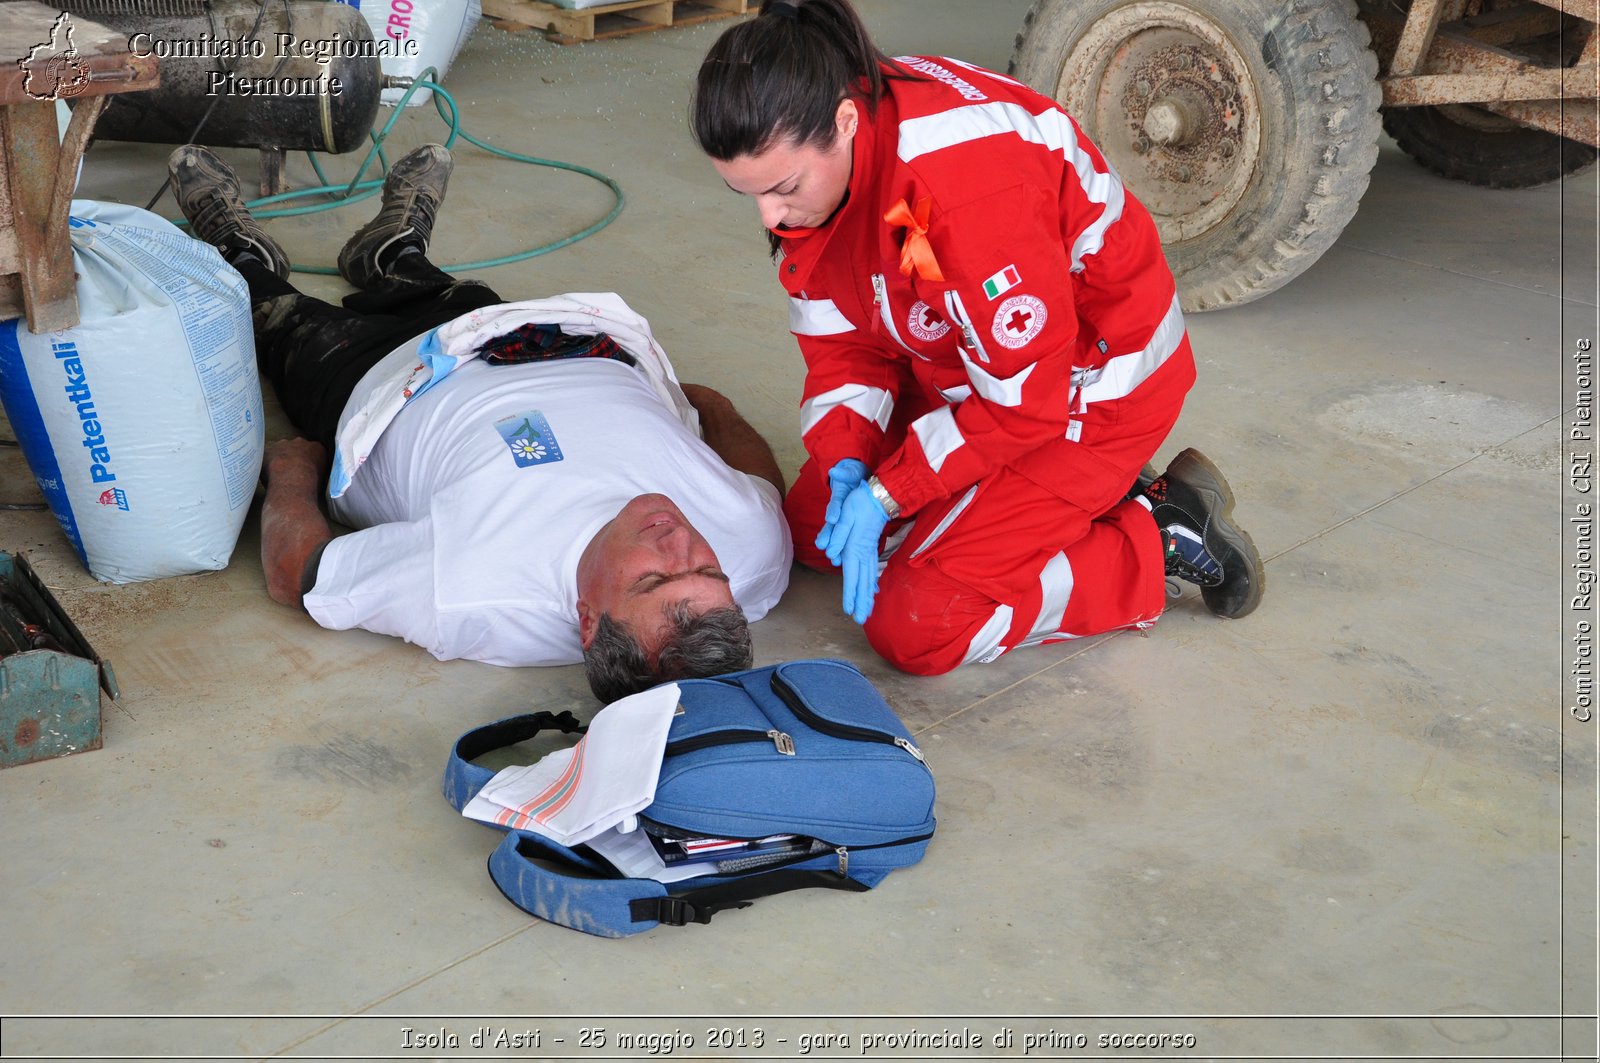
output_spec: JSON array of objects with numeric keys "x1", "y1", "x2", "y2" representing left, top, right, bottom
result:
[{"x1": 495, "y1": 410, "x2": 564, "y2": 469}]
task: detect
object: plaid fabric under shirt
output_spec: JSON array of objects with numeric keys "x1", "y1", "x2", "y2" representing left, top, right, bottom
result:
[{"x1": 478, "y1": 322, "x2": 636, "y2": 367}]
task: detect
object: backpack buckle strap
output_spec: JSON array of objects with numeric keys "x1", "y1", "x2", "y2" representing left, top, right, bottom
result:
[{"x1": 630, "y1": 896, "x2": 753, "y2": 927}]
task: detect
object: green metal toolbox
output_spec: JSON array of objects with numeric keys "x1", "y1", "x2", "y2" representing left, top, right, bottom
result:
[{"x1": 0, "y1": 551, "x2": 118, "y2": 769}]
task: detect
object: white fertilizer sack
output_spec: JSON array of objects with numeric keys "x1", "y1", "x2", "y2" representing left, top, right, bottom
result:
[
  {"x1": 339, "y1": 0, "x2": 481, "y2": 106},
  {"x1": 0, "y1": 201, "x2": 264, "y2": 583}
]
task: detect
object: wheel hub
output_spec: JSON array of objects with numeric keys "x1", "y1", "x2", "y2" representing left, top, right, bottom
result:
[
  {"x1": 1143, "y1": 96, "x2": 1199, "y2": 147},
  {"x1": 1053, "y1": 3, "x2": 1261, "y2": 243}
]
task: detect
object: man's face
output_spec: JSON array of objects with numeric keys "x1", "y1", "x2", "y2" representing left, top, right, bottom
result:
[
  {"x1": 711, "y1": 99, "x2": 858, "y2": 233},
  {"x1": 576, "y1": 494, "x2": 734, "y2": 653}
]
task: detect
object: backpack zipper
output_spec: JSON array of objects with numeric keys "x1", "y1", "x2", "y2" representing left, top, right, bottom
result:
[
  {"x1": 665, "y1": 728, "x2": 796, "y2": 757},
  {"x1": 633, "y1": 827, "x2": 829, "y2": 876},
  {"x1": 832, "y1": 828, "x2": 938, "y2": 877},
  {"x1": 768, "y1": 673, "x2": 925, "y2": 762},
  {"x1": 640, "y1": 823, "x2": 936, "y2": 879}
]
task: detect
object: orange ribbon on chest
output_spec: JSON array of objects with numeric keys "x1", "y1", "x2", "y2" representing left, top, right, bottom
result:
[{"x1": 884, "y1": 196, "x2": 945, "y2": 283}]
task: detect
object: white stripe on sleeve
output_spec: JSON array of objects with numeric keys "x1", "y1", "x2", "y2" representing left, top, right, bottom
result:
[
  {"x1": 789, "y1": 297, "x2": 857, "y2": 337},
  {"x1": 961, "y1": 604, "x2": 1015, "y2": 665},
  {"x1": 799, "y1": 383, "x2": 895, "y2": 438},
  {"x1": 909, "y1": 483, "x2": 979, "y2": 560},
  {"x1": 960, "y1": 348, "x2": 1036, "y2": 408},
  {"x1": 1017, "y1": 552, "x2": 1082, "y2": 647},
  {"x1": 898, "y1": 102, "x2": 1124, "y2": 271},
  {"x1": 1073, "y1": 294, "x2": 1185, "y2": 406},
  {"x1": 910, "y1": 405, "x2": 965, "y2": 473},
  {"x1": 942, "y1": 56, "x2": 1028, "y2": 89}
]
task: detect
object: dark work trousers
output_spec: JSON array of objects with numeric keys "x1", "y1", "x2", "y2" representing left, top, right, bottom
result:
[{"x1": 238, "y1": 253, "x2": 504, "y2": 449}]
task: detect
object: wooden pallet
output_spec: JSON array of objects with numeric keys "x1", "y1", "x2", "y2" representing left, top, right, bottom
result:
[{"x1": 483, "y1": 0, "x2": 751, "y2": 43}]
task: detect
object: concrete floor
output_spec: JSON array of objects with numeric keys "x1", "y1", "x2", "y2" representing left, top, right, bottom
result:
[{"x1": 1, "y1": 1, "x2": 1596, "y2": 1059}]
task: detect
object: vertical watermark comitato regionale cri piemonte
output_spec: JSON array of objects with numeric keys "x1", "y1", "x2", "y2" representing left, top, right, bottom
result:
[
  {"x1": 1564, "y1": 298, "x2": 1599, "y2": 1059},
  {"x1": 1572, "y1": 335, "x2": 1596, "y2": 723}
]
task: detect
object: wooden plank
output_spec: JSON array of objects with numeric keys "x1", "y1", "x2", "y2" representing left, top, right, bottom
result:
[
  {"x1": 1527, "y1": 0, "x2": 1599, "y2": 22},
  {"x1": 632, "y1": 1, "x2": 675, "y2": 27},
  {"x1": 483, "y1": 0, "x2": 750, "y2": 42},
  {"x1": 0, "y1": 116, "x2": 14, "y2": 277},
  {"x1": 547, "y1": 6, "x2": 597, "y2": 39},
  {"x1": 1582, "y1": 20, "x2": 1600, "y2": 64},
  {"x1": 1456, "y1": 3, "x2": 1563, "y2": 48},
  {"x1": 0, "y1": 3, "x2": 156, "y2": 330},
  {"x1": 1384, "y1": 63, "x2": 1599, "y2": 104},
  {"x1": 666, "y1": 2, "x2": 752, "y2": 29},
  {"x1": 1481, "y1": 97, "x2": 1600, "y2": 144},
  {"x1": 0, "y1": 4, "x2": 159, "y2": 107},
  {"x1": 1391, "y1": 0, "x2": 1449, "y2": 75},
  {"x1": 483, "y1": 0, "x2": 547, "y2": 30},
  {"x1": 0, "y1": 276, "x2": 22, "y2": 325},
  {"x1": 0, "y1": 102, "x2": 77, "y2": 333},
  {"x1": 1379, "y1": 15, "x2": 1600, "y2": 104}
]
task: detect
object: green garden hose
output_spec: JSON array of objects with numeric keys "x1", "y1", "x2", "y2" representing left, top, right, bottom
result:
[{"x1": 220, "y1": 68, "x2": 626, "y2": 275}]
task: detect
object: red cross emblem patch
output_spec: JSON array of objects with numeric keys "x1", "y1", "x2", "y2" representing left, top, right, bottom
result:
[
  {"x1": 907, "y1": 300, "x2": 952, "y2": 343},
  {"x1": 992, "y1": 293, "x2": 1048, "y2": 349}
]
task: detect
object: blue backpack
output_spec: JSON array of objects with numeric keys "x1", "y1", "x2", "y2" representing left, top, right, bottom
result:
[{"x1": 444, "y1": 659, "x2": 937, "y2": 937}]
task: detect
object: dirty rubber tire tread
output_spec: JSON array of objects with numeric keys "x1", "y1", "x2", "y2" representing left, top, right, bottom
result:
[
  {"x1": 1009, "y1": 0, "x2": 1384, "y2": 311},
  {"x1": 1382, "y1": 105, "x2": 1598, "y2": 189}
]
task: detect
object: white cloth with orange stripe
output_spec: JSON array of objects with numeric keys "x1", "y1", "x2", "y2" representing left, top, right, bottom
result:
[{"x1": 460, "y1": 682, "x2": 678, "y2": 846}]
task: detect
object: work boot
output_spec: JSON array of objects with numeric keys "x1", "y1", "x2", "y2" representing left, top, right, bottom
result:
[
  {"x1": 167, "y1": 145, "x2": 290, "y2": 278},
  {"x1": 1143, "y1": 448, "x2": 1265, "y2": 619},
  {"x1": 337, "y1": 143, "x2": 452, "y2": 289},
  {"x1": 1125, "y1": 462, "x2": 1159, "y2": 501}
]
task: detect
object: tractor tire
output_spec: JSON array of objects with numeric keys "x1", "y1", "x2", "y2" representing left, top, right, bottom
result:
[
  {"x1": 1383, "y1": 104, "x2": 1597, "y2": 188},
  {"x1": 1009, "y1": 0, "x2": 1383, "y2": 311}
]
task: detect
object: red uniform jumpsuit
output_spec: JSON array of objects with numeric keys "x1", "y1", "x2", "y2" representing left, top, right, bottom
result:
[{"x1": 779, "y1": 56, "x2": 1197, "y2": 675}]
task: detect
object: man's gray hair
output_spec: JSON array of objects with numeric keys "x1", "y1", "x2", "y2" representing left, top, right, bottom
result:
[{"x1": 583, "y1": 600, "x2": 754, "y2": 703}]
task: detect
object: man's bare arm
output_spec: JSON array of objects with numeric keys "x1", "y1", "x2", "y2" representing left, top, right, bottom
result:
[
  {"x1": 260, "y1": 438, "x2": 334, "y2": 610},
  {"x1": 680, "y1": 383, "x2": 786, "y2": 495}
]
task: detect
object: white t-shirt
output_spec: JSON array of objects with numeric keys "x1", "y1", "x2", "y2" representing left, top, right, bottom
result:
[{"x1": 303, "y1": 357, "x2": 792, "y2": 666}]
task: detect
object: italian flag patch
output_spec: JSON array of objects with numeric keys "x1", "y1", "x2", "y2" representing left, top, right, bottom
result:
[{"x1": 982, "y1": 265, "x2": 1021, "y2": 300}]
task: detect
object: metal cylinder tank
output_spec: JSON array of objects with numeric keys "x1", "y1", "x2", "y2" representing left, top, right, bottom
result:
[{"x1": 66, "y1": 0, "x2": 383, "y2": 153}]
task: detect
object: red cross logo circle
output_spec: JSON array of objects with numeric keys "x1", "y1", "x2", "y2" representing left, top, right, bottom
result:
[
  {"x1": 907, "y1": 300, "x2": 952, "y2": 343},
  {"x1": 992, "y1": 294, "x2": 1048, "y2": 349}
]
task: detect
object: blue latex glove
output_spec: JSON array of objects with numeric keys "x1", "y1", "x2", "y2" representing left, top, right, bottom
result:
[
  {"x1": 815, "y1": 458, "x2": 869, "y2": 552},
  {"x1": 819, "y1": 482, "x2": 890, "y2": 624}
]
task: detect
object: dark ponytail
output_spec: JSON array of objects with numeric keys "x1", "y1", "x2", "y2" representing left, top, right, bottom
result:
[{"x1": 690, "y1": 0, "x2": 908, "y2": 161}]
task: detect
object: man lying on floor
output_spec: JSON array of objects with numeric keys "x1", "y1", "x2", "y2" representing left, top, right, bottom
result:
[{"x1": 168, "y1": 143, "x2": 793, "y2": 702}]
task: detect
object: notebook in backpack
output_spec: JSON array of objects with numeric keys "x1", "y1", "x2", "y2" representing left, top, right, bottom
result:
[{"x1": 444, "y1": 659, "x2": 936, "y2": 937}]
